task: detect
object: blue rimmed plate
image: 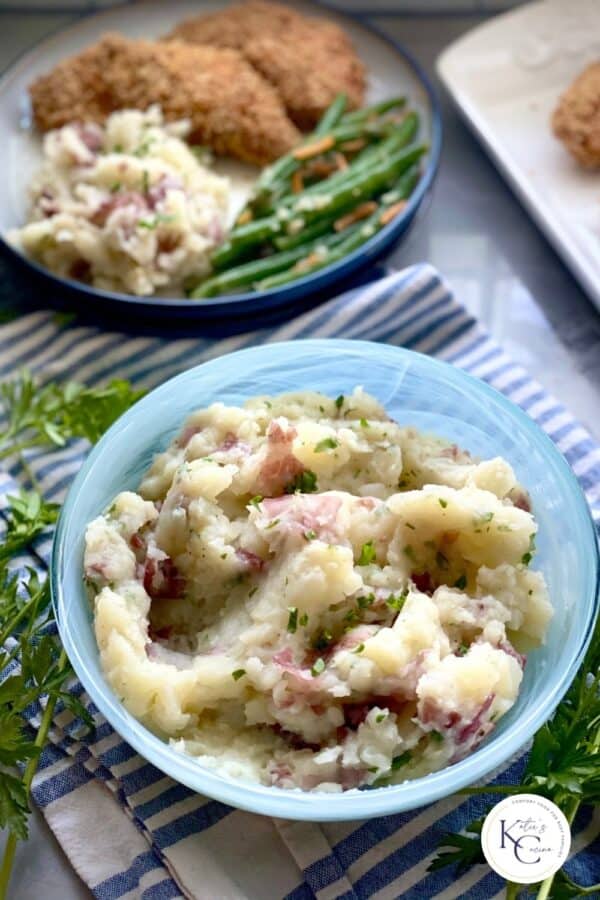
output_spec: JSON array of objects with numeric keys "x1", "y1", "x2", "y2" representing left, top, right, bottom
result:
[{"x1": 0, "y1": 1, "x2": 441, "y2": 322}]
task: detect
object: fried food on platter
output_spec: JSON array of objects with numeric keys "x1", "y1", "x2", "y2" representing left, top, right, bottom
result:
[
  {"x1": 29, "y1": 34, "x2": 301, "y2": 165},
  {"x1": 165, "y1": 0, "x2": 366, "y2": 130},
  {"x1": 552, "y1": 61, "x2": 600, "y2": 170}
]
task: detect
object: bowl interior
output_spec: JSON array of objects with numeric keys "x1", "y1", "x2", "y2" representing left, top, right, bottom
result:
[
  {"x1": 0, "y1": 0, "x2": 440, "y2": 314},
  {"x1": 53, "y1": 339, "x2": 598, "y2": 820}
]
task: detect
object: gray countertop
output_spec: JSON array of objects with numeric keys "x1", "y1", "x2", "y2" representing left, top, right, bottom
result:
[{"x1": 1, "y1": 8, "x2": 599, "y2": 900}]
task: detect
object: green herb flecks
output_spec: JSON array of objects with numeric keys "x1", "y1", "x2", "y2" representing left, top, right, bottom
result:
[
  {"x1": 311, "y1": 657, "x2": 325, "y2": 677},
  {"x1": 357, "y1": 541, "x2": 376, "y2": 566},
  {"x1": 286, "y1": 470, "x2": 318, "y2": 494},
  {"x1": 314, "y1": 437, "x2": 339, "y2": 453}
]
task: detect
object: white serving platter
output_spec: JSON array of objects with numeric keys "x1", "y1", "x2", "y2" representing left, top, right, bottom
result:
[{"x1": 437, "y1": 0, "x2": 600, "y2": 313}]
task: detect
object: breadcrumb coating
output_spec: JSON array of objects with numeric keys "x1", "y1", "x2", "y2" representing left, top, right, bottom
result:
[
  {"x1": 165, "y1": 1, "x2": 366, "y2": 129},
  {"x1": 552, "y1": 62, "x2": 600, "y2": 169},
  {"x1": 29, "y1": 34, "x2": 301, "y2": 165}
]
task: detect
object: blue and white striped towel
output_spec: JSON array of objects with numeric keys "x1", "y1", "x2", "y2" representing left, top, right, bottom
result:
[{"x1": 2, "y1": 264, "x2": 599, "y2": 900}]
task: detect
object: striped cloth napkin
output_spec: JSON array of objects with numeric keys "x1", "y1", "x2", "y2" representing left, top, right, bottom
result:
[{"x1": 1, "y1": 264, "x2": 599, "y2": 900}]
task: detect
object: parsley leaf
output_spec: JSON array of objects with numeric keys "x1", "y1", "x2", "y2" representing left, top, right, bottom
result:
[
  {"x1": 0, "y1": 370, "x2": 144, "y2": 460},
  {"x1": 357, "y1": 541, "x2": 376, "y2": 566},
  {"x1": 314, "y1": 437, "x2": 339, "y2": 453},
  {"x1": 285, "y1": 470, "x2": 318, "y2": 494}
]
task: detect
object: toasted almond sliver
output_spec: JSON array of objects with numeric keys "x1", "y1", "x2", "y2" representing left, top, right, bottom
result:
[
  {"x1": 379, "y1": 200, "x2": 407, "y2": 226},
  {"x1": 334, "y1": 201, "x2": 378, "y2": 232},
  {"x1": 334, "y1": 152, "x2": 349, "y2": 171},
  {"x1": 338, "y1": 138, "x2": 366, "y2": 154},
  {"x1": 292, "y1": 135, "x2": 335, "y2": 160},
  {"x1": 291, "y1": 170, "x2": 304, "y2": 194},
  {"x1": 236, "y1": 209, "x2": 253, "y2": 226},
  {"x1": 295, "y1": 252, "x2": 322, "y2": 272},
  {"x1": 307, "y1": 160, "x2": 337, "y2": 178}
]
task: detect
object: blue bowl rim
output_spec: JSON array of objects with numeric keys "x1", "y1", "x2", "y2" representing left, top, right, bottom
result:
[
  {"x1": 0, "y1": 0, "x2": 443, "y2": 314},
  {"x1": 52, "y1": 338, "x2": 600, "y2": 821}
]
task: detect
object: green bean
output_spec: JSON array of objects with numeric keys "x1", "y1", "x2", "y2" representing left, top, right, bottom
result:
[
  {"x1": 212, "y1": 142, "x2": 425, "y2": 270},
  {"x1": 249, "y1": 94, "x2": 347, "y2": 209},
  {"x1": 279, "y1": 112, "x2": 419, "y2": 206},
  {"x1": 256, "y1": 164, "x2": 420, "y2": 291},
  {"x1": 250, "y1": 116, "x2": 392, "y2": 214},
  {"x1": 273, "y1": 209, "x2": 352, "y2": 251},
  {"x1": 340, "y1": 97, "x2": 406, "y2": 126},
  {"x1": 314, "y1": 93, "x2": 348, "y2": 136},
  {"x1": 191, "y1": 227, "x2": 359, "y2": 298},
  {"x1": 210, "y1": 216, "x2": 282, "y2": 270},
  {"x1": 286, "y1": 143, "x2": 426, "y2": 225}
]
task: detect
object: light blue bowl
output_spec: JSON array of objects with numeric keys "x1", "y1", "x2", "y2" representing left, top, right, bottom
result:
[{"x1": 52, "y1": 340, "x2": 599, "y2": 821}]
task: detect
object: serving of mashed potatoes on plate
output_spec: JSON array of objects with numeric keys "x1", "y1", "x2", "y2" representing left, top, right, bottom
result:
[{"x1": 84, "y1": 388, "x2": 552, "y2": 792}]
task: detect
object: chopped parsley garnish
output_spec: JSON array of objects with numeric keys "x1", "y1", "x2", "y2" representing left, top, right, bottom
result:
[
  {"x1": 357, "y1": 593, "x2": 375, "y2": 609},
  {"x1": 375, "y1": 713, "x2": 387, "y2": 723},
  {"x1": 403, "y1": 544, "x2": 416, "y2": 562},
  {"x1": 137, "y1": 214, "x2": 175, "y2": 230},
  {"x1": 314, "y1": 437, "x2": 339, "y2": 453},
  {"x1": 335, "y1": 394, "x2": 344, "y2": 410},
  {"x1": 344, "y1": 609, "x2": 359, "y2": 627},
  {"x1": 457, "y1": 642, "x2": 469, "y2": 656},
  {"x1": 479, "y1": 511, "x2": 494, "y2": 523},
  {"x1": 359, "y1": 417, "x2": 369, "y2": 429},
  {"x1": 353, "y1": 643, "x2": 365, "y2": 654},
  {"x1": 265, "y1": 518, "x2": 280, "y2": 529},
  {"x1": 454, "y1": 574, "x2": 467, "y2": 590},
  {"x1": 303, "y1": 529, "x2": 317, "y2": 541},
  {"x1": 248, "y1": 586, "x2": 258, "y2": 598},
  {"x1": 287, "y1": 607, "x2": 298, "y2": 633},
  {"x1": 357, "y1": 540, "x2": 376, "y2": 566},
  {"x1": 311, "y1": 657, "x2": 325, "y2": 676},
  {"x1": 112, "y1": 143, "x2": 123, "y2": 153},
  {"x1": 110, "y1": 181, "x2": 121, "y2": 193},
  {"x1": 232, "y1": 669, "x2": 246, "y2": 681},
  {"x1": 141, "y1": 170, "x2": 150, "y2": 193},
  {"x1": 386, "y1": 591, "x2": 407, "y2": 612},
  {"x1": 429, "y1": 730, "x2": 444, "y2": 744},
  {"x1": 286, "y1": 470, "x2": 318, "y2": 494},
  {"x1": 438, "y1": 498, "x2": 448, "y2": 509},
  {"x1": 391, "y1": 751, "x2": 411, "y2": 770},
  {"x1": 521, "y1": 533, "x2": 536, "y2": 566},
  {"x1": 249, "y1": 495, "x2": 263, "y2": 508},
  {"x1": 299, "y1": 612, "x2": 309, "y2": 627},
  {"x1": 313, "y1": 629, "x2": 333, "y2": 651},
  {"x1": 405, "y1": 522, "x2": 415, "y2": 530}
]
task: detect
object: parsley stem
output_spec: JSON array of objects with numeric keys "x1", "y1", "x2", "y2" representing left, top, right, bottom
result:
[
  {"x1": 0, "y1": 438, "x2": 41, "y2": 461},
  {"x1": 0, "y1": 592, "x2": 40, "y2": 647},
  {"x1": 0, "y1": 648, "x2": 68, "y2": 900}
]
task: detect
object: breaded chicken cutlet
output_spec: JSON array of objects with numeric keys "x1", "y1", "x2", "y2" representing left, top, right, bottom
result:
[
  {"x1": 29, "y1": 33, "x2": 301, "y2": 166},
  {"x1": 552, "y1": 62, "x2": 600, "y2": 170},
  {"x1": 165, "y1": 1, "x2": 366, "y2": 130}
]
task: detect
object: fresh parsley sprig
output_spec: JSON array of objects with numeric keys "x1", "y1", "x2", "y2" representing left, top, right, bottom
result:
[
  {"x1": 0, "y1": 370, "x2": 144, "y2": 460},
  {"x1": 430, "y1": 614, "x2": 600, "y2": 898},
  {"x1": 0, "y1": 490, "x2": 60, "y2": 562},
  {"x1": 0, "y1": 370, "x2": 144, "y2": 900}
]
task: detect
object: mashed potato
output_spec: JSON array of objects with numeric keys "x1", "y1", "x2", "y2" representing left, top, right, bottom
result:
[
  {"x1": 84, "y1": 389, "x2": 552, "y2": 791},
  {"x1": 8, "y1": 106, "x2": 229, "y2": 296}
]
